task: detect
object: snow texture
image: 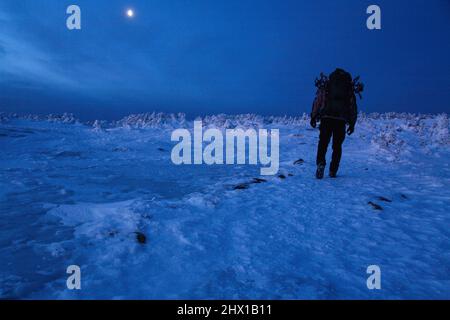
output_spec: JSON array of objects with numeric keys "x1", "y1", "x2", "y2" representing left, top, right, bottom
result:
[{"x1": 0, "y1": 112, "x2": 449, "y2": 299}]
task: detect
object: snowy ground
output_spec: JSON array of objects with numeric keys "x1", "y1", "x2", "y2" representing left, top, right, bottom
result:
[{"x1": 0, "y1": 112, "x2": 449, "y2": 299}]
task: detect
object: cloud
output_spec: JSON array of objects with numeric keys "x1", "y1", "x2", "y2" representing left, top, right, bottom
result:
[{"x1": 0, "y1": 34, "x2": 79, "y2": 89}]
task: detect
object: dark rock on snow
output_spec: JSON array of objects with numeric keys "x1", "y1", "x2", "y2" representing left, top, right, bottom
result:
[
  {"x1": 377, "y1": 196, "x2": 392, "y2": 202},
  {"x1": 252, "y1": 178, "x2": 267, "y2": 184},
  {"x1": 233, "y1": 183, "x2": 250, "y2": 190},
  {"x1": 368, "y1": 201, "x2": 383, "y2": 211},
  {"x1": 135, "y1": 232, "x2": 147, "y2": 244}
]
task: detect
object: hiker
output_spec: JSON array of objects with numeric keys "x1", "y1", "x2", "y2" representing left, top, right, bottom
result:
[{"x1": 310, "y1": 68, "x2": 359, "y2": 179}]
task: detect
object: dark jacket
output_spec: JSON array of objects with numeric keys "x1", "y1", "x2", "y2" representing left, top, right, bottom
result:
[{"x1": 311, "y1": 88, "x2": 358, "y2": 128}]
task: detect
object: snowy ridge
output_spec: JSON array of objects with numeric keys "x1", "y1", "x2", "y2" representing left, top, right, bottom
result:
[
  {"x1": 1, "y1": 110, "x2": 449, "y2": 129},
  {"x1": 2, "y1": 111, "x2": 448, "y2": 152},
  {"x1": 1, "y1": 111, "x2": 448, "y2": 162},
  {"x1": 112, "y1": 112, "x2": 187, "y2": 129},
  {"x1": 0, "y1": 112, "x2": 79, "y2": 124}
]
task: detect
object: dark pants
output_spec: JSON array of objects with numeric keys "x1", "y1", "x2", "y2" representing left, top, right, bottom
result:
[{"x1": 316, "y1": 118, "x2": 346, "y2": 173}]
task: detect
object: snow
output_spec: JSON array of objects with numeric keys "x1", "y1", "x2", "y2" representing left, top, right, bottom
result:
[{"x1": 0, "y1": 112, "x2": 449, "y2": 299}]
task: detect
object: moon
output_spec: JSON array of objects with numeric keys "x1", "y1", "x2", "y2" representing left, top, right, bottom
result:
[{"x1": 126, "y1": 9, "x2": 134, "y2": 18}]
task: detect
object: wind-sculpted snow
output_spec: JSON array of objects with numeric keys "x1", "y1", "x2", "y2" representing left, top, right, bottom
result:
[
  {"x1": 0, "y1": 112, "x2": 449, "y2": 299},
  {"x1": 112, "y1": 112, "x2": 188, "y2": 129},
  {"x1": 0, "y1": 112, "x2": 79, "y2": 124},
  {"x1": 2, "y1": 111, "x2": 448, "y2": 133}
]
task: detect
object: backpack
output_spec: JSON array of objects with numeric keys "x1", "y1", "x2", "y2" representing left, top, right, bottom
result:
[{"x1": 324, "y1": 68, "x2": 353, "y2": 119}]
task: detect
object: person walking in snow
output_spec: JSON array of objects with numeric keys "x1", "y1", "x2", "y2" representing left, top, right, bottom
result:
[{"x1": 310, "y1": 68, "x2": 358, "y2": 179}]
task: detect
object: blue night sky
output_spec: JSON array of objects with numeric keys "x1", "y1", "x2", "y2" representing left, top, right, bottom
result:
[{"x1": 0, "y1": 0, "x2": 449, "y2": 120}]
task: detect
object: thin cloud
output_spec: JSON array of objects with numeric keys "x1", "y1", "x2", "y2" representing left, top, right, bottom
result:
[{"x1": 0, "y1": 33, "x2": 79, "y2": 89}]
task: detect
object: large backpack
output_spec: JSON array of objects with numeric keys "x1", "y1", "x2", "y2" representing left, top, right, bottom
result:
[{"x1": 324, "y1": 68, "x2": 353, "y2": 119}]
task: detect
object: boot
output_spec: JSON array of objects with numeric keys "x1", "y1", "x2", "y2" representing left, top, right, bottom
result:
[{"x1": 316, "y1": 164, "x2": 325, "y2": 179}]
